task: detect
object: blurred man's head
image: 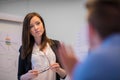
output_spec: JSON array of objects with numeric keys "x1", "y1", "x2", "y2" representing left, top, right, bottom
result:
[{"x1": 86, "y1": 0, "x2": 120, "y2": 50}]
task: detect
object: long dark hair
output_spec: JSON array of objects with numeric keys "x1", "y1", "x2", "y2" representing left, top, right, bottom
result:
[{"x1": 21, "y1": 12, "x2": 51, "y2": 59}]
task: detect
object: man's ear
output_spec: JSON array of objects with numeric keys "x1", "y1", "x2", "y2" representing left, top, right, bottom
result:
[
  {"x1": 88, "y1": 23, "x2": 102, "y2": 50},
  {"x1": 88, "y1": 23, "x2": 96, "y2": 50},
  {"x1": 88, "y1": 23, "x2": 95, "y2": 39}
]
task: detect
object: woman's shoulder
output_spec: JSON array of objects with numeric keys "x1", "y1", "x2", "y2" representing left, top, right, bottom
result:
[
  {"x1": 50, "y1": 39, "x2": 60, "y2": 43},
  {"x1": 19, "y1": 46, "x2": 22, "y2": 53},
  {"x1": 49, "y1": 39, "x2": 60, "y2": 48}
]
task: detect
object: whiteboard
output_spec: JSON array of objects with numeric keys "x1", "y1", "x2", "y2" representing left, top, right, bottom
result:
[{"x1": 0, "y1": 20, "x2": 22, "y2": 80}]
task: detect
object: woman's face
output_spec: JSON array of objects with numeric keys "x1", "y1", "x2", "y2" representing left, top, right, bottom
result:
[{"x1": 30, "y1": 16, "x2": 44, "y2": 38}]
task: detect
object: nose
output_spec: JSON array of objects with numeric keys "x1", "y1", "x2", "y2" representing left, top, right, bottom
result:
[{"x1": 34, "y1": 25, "x2": 38, "y2": 30}]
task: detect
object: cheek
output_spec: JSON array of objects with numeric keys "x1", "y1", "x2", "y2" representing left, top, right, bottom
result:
[
  {"x1": 40, "y1": 26, "x2": 45, "y2": 33},
  {"x1": 30, "y1": 29, "x2": 35, "y2": 36}
]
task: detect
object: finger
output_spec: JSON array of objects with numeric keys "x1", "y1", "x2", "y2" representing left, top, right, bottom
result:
[{"x1": 51, "y1": 63, "x2": 60, "y2": 68}]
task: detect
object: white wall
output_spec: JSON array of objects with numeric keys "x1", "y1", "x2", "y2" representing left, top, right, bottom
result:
[
  {"x1": 0, "y1": 0, "x2": 88, "y2": 80},
  {"x1": 0, "y1": 0, "x2": 87, "y2": 45}
]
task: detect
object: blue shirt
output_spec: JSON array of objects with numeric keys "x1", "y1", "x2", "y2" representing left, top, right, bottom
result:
[{"x1": 73, "y1": 34, "x2": 120, "y2": 80}]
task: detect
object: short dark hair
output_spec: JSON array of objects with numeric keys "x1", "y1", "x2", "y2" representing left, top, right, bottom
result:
[{"x1": 86, "y1": 0, "x2": 120, "y2": 39}]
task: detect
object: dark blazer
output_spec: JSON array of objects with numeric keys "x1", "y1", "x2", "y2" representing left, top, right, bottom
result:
[{"x1": 18, "y1": 40, "x2": 65, "y2": 80}]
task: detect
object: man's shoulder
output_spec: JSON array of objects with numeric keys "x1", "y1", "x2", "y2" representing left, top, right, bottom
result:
[{"x1": 73, "y1": 47, "x2": 120, "y2": 80}]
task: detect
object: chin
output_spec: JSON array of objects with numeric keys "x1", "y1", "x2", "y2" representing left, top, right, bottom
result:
[{"x1": 38, "y1": 33, "x2": 43, "y2": 37}]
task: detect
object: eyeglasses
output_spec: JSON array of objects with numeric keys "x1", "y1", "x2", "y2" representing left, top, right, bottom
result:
[{"x1": 38, "y1": 66, "x2": 50, "y2": 74}]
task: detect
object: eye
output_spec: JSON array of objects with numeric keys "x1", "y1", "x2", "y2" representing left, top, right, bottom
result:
[
  {"x1": 36, "y1": 22, "x2": 40, "y2": 25},
  {"x1": 29, "y1": 25, "x2": 34, "y2": 28}
]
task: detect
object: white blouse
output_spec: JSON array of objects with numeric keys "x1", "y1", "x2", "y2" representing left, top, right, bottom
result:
[{"x1": 31, "y1": 43, "x2": 56, "y2": 80}]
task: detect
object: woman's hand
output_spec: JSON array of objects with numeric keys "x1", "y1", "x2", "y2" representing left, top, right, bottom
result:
[
  {"x1": 50, "y1": 63, "x2": 67, "y2": 78},
  {"x1": 20, "y1": 70, "x2": 39, "y2": 80},
  {"x1": 50, "y1": 63, "x2": 60, "y2": 72}
]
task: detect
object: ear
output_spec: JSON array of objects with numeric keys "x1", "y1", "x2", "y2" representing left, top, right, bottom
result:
[
  {"x1": 88, "y1": 23, "x2": 102, "y2": 50},
  {"x1": 88, "y1": 23, "x2": 95, "y2": 40},
  {"x1": 88, "y1": 23, "x2": 96, "y2": 50}
]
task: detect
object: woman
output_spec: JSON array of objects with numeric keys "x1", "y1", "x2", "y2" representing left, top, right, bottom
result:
[{"x1": 18, "y1": 12, "x2": 66, "y2": 80}]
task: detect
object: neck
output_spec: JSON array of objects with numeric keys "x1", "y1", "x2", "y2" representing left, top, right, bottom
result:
[
  {"x1": 90, "y1": 33, "x2": 102, "y2": 51},
  {"x1": 34, "y1": 37, "x2": 42, "y2": 46}
]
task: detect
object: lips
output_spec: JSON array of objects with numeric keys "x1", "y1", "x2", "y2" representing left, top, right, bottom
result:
[{"x1": 35, "y1": 31, "x2": 40, "y2": 33}]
